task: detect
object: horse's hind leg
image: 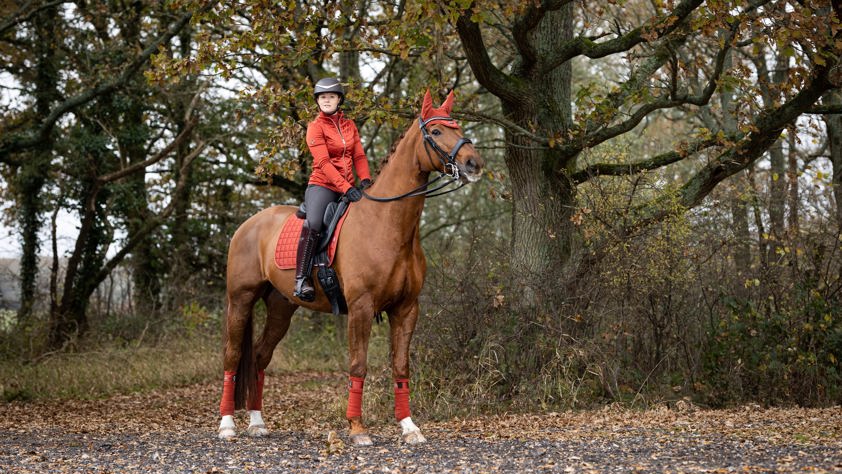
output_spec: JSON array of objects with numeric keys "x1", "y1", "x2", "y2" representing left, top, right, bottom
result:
[
  {"x1": 246, "y1": 288, "x2": 297, "y2": 437},
  {"x1": 218, "y1": 285, "x2": 262, "y2": 439}
]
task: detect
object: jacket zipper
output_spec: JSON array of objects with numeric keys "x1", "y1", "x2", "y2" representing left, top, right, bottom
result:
[{"x1": 331, "y1": 118, "x2": 350, "y2": 182}]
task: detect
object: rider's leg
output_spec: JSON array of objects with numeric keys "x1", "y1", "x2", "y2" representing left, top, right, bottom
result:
[{"x1": 294, "y1": 185, "x2": 340, "y2": 301}]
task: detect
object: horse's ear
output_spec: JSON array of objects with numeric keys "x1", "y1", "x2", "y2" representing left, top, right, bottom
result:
[
  {"x1": 441, "y1": 90, "x2": 455, "y2": 115},
  {"x1": 421, "y1": 89, "x2": 433, "y2": 119}
]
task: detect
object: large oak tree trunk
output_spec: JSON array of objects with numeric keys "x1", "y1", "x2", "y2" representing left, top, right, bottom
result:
[{"x1": 502, "y1": 6, "x2": 575, "y2": 313}]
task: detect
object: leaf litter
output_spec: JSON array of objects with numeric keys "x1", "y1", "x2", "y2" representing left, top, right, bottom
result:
[{"x1": 0, "y1": 371, "x2": 839, "y2": 473}]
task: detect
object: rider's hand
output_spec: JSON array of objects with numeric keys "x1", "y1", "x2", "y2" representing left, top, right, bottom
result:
[
  {"x1": 360, "y1": 178, "x2": 372, "y2": 189},
  {"x1": 344, "y1": 186, "x2": 363, "y2": 202}
]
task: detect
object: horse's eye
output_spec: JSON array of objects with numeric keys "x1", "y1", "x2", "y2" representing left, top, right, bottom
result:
[{"x1": 431, "y1": 129, "x2": 442, "y2": 136}]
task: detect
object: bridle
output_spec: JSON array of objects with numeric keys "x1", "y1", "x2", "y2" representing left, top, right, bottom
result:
[{"x1": 361, "y1": 116, "x2": 474, "y2": 202}]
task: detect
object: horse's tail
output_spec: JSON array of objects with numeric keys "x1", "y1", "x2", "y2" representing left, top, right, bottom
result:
[{"x1": 234, "y1": 312, "x2": 256, "y2": 410}]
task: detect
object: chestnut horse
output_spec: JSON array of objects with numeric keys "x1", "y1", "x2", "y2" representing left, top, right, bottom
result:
[{"x1": 217, "y1": 90, "x2": 483, "y2": 445}]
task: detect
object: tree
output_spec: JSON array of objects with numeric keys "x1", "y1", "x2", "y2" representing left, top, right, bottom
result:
[
  {"x1": 452, "y1": 0, "x2": 842, "y2": 313},
  {"x1": 826, "y1": 89, "x2": 842, "y2": 225},
  {"x1": 48, "y1": 113, "x2": 203, "y2": 348},
  {"x1": 0, "y1": 1, "x2": 216, "y2": 349},
  {"x1": 2, "y1": 1, "x2": 62, "y2": 322}
]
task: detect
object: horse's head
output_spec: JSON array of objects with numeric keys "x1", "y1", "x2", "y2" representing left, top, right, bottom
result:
[{"x1": 416, "y1": 90, "x2": 483, "y2": 183}]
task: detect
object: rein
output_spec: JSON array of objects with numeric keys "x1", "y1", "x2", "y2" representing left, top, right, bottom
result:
[{"x1": 362, "y1": 116, "x2": 472, "y2": 203}]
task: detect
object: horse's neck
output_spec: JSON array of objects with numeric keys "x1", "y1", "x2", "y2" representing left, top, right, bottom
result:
[
  {"x1": 375, "y1": 131, "x2": 429, "y2": 195},
  {"x1": 359, "y1": 130, "x2": 428, "y2": 237}
]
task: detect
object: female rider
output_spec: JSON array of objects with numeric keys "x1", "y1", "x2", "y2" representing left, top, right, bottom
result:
[{"x1": 294, "y1": 77, "x2": 372, "y2": 301}]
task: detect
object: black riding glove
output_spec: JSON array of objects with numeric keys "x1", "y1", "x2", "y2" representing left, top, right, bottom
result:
[
  {"x1": 344, "y1": 186, "x2": 363, "y2": 202},
  {"x1": 360, "y1": 178, "x2": 372, "y2": 189}
]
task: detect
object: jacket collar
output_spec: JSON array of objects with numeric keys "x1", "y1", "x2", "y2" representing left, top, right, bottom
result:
[{"x1": 318, "y1": 110, "x2": 343, "y2": 125}]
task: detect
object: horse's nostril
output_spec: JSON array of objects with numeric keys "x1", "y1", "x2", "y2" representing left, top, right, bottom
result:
[{"x1": 466, "y1": 158, "x2": 478, "y2": 173}]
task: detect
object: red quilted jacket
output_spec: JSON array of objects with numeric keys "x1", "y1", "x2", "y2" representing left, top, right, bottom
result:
[{"x1": 306, "y1": 111, "x2": 371, "y2": 193}]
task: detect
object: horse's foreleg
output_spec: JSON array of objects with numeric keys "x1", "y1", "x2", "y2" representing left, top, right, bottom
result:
[
  {"x1": 246, "y1": 289, "x2": 296, "y2": 437},
  {"x1": 346, "y1": 299, "x2": 375, "y2": 446},
  {"x1": 389, "y1": 301, "x2": 426, "y2": 444}
]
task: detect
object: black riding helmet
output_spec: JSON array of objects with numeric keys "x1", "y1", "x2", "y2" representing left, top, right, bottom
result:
[{"x1": 313, "y1": 77, "x2": 345, "y2": 106}]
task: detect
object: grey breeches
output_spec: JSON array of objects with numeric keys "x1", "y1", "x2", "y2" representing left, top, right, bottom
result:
[{"x1": 304, "y1": 185, "x2": 341, "y2": 232}]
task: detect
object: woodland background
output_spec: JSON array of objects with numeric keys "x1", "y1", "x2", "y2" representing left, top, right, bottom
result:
[{"x1": 0, "y1": 0, "x2": 840, "y2": 413}]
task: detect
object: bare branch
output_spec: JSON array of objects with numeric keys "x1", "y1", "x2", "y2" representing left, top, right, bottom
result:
[
  {"x1": 540, "y1": 0, "x2": 704, "y2": 73},
  {"x1": 455, "y1": 110, "x2": 550, "y2": 145},
  {"x1": 571, "y1": 136, "x2": 721, "y2": 184},
  {"x1": 92, "y1": 140, "x2": 206, "y2": 288},
  {"x1": 0, "y1": 0, "x2": 68, "y2": 38},
  {"x1": 635, "y1": 61, "x2": 836, "y2": 225},
  {"x1": 98, "y1": 116, "x2": 199, "y2": 184}
]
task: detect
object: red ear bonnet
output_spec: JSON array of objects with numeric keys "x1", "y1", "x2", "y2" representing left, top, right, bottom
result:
[
  {"x1": 441, "y1": 90, "x2": 454, "y2": 115},
  {"x1": 420, "y1": 89, "x2": 459, "y2": 128}
]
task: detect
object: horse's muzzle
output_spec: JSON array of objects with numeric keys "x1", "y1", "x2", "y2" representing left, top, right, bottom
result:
[{"x1": 459, "y1": 157, "x2": 483, "y2": 183}]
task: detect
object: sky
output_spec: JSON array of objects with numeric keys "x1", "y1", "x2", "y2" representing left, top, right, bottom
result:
[{"x1": 0, "y1": 189, "x2": 82, "y2": 259}]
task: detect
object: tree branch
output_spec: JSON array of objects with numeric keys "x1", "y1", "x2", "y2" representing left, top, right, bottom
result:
[
  {"x1": 0, "y1": 0, "x2": 68, "y2": 38},
  {"x1": 635, "y1": 62, "x2": 836, "y2": 225},
  {"x1": 91, "y1": 141, "x2": 206, "y2": 288},
  {"x1": 0, "y1": 2, "x2": 218, "y2": 164},
  {"x1": 511, "y1": 0, "x2": 576, "y2": 71},
  {"x1": 455, "y1": 110, "x2": 550, "y2": 144},
  {"x1": 571, "y1": 136, "x2": 721, "y2": 184},
  {"x1": 807, "y1": 104, "x2": 842, "y2": 114},
  {"x1": 248, "y1": 175, "x2": 307, "y2": 197},
  {"x1": 571, "y1": 25, "x2": 734, "y2": 155},
  {"x1": 455, "y1": 6, "x2": 527, "y2": 105},
  {"x1": 97, "y1": 116, "x2": 199, "y2": 184},
  {"x1": 540, "y1": 0, "x2": 704, "y2": 73}
]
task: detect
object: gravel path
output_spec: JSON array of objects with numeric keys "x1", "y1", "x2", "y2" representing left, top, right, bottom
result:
[{"x1": 1, "y1": 372, "x2": 840, "y2": 473}]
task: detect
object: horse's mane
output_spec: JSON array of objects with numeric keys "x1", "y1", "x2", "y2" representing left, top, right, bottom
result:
[{"x1": 379, "y1": 131, "x2": 406, "y2": 167}]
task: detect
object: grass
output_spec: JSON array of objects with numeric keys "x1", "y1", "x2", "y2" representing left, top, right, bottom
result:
[
  {"x1": 0, "y1": 310, "x2": 396, "y2": 403},
  {"x1": 0, "y1": 337, "x2": 217, "y2": 401},
  {"x1": 0, "y1": 307, "x2": 616, "y2": 418}
]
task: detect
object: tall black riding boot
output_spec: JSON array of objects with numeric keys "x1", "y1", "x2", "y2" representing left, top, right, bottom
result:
[{"x1": 293, "y1": 223, "x2": 320, "y2": 302}]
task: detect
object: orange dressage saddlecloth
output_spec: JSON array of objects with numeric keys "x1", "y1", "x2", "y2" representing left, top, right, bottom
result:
[{"x1": 274, "y1": 213, "x2": 348, "y2": 270}]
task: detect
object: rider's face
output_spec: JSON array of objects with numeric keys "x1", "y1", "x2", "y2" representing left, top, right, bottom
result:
[{"x1": 317, "y1": 93, "x2": 341, "y2": 114}]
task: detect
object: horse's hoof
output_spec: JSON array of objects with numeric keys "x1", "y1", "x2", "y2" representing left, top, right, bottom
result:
[
  {"x1": 218, "y1": 427, "x2": 237, "y2": 440},
  {"x1": 247, "y1": 424, "x2": 269, "y2": 437},
  {"x1": 350, "y1": 433, "x2": 373, "y2": 446},
  {"x1": 402, "y1": 429, "x2": 427, "y2": 445}
]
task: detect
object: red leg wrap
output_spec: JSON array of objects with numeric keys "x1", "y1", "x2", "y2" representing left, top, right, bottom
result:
[
  {"x1": 248, "y1": 370, "x2": 265, "y2": 411},
  {"x1": 394, "y1": 378, "x2": 411, "y2": 421},
  {"x1": 220, "y1": 371, "x2": 236, "y2": 416},
  {"x1": 346, "y1": 376, "x2": 365, "y2": 419}
]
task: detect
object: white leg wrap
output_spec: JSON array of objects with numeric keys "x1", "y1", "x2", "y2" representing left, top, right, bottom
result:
[{"x1": 218, "y1": 415, "x2": 236, "y2": 439}]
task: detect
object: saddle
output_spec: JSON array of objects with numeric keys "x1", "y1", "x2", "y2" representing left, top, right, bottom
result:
[
  {"x1": 295, "y1": 199, "x2": 348, "y2": 254},
  {"x1": 275, "y1": 198, "x2": 350, "y2": 315}
]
